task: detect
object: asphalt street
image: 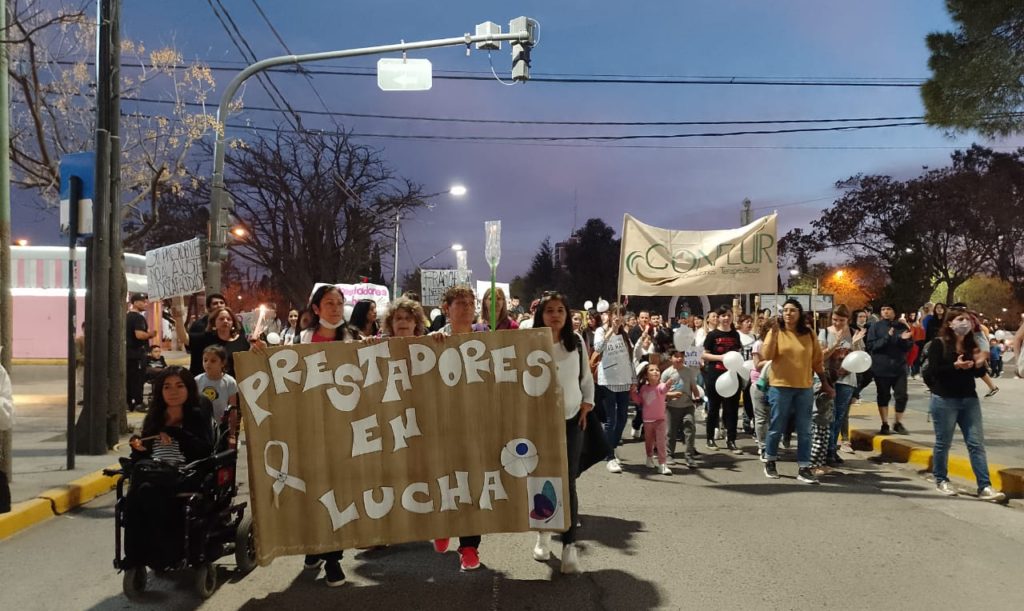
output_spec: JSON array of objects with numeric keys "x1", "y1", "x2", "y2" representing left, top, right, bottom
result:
[{"x1": 3, "y1": 431, "x2": 1024, "y2": 611}]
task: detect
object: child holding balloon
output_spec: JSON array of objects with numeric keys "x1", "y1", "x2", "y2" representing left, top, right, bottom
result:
[{"x1": 702, "y1": 306, "x2": 744, "y2": 454}]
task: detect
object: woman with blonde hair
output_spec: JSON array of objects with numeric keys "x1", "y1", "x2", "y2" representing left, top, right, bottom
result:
[
  {"x1": 383, "y1": 297, "x2": 427, "y2": 338},
  {"x1": 472, "y1": 287, "x2": 520, "y2": 331}
]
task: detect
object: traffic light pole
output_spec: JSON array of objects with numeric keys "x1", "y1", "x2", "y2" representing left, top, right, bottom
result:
[{"x1": 206, "y1": 22, "x2": 536, "y2": 292}]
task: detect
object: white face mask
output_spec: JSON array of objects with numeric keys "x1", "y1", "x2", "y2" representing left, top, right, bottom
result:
[
  {"x1": 318, "y1": 317, "x2": 344, "y2": 330},
  {"x1": 950, "y1": 320, "x2": 972, "y2": 336}
]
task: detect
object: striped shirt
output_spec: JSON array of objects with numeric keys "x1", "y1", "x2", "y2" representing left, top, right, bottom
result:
[{"x1": 151, "y1": 438, "x2": 185, "y2": 466}]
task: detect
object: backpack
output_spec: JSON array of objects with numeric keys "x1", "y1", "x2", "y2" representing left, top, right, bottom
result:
[{"x1": 920, "y1": 340, "x2": 938, "y2": 390}]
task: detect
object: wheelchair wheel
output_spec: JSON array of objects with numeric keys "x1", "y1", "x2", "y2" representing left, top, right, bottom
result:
[
  {"x1": 122, "y1": 567, "x2": 147, "y2": 600},
  {"x1": 194, "y1": 562, "x2": 218, "y2": 599},
  {"x1": 234, "y1": 513, "x2": 258, "y2": 574}
]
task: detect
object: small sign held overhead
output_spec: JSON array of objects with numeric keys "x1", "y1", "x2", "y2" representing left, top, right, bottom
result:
[{"x1": 377, "y1": 58, "x2": 432, "y2": 91}]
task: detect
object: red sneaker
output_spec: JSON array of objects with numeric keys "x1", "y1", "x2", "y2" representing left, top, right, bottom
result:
[
  {"x1": 459, "y1": 546, "x2": 480, "y2": 571},
  {"x1": 432, "y1": 538, "x2": 450, "y2": 553}
]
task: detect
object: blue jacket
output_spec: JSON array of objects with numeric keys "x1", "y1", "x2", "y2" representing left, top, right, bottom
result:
[{"x1": 866, "y1": 319, "x2": 913, "y2": 377}]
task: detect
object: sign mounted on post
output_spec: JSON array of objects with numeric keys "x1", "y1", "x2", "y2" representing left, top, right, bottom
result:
[
  {"x1": 145, "y1": 238, "x2": 205, "y2": 299},
  {"x1": 618, "y1": 213, "x2": 778, "y2": 297},
  {"x1": 377, "y1": 58, "x2": 433, "y2": 91},
  {"x1": 234, "y1": 330, "x2": 569, "y2": 565},
  {"x1": 59, "y1": 152, "x2": 96, "y2": 236},
  {"x1": 420, "y1": 269, "x2": 471, "y2": 306}
]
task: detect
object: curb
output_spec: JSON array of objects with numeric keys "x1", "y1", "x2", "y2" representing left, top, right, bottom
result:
[
  {"x1": 850, "y1": 429, "x2": 1022, "y2": 498},
  {"x1": 0, "y1": 463, "x2": 120, "y2": 541}
]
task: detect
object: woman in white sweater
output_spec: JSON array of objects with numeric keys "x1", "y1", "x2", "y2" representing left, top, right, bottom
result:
[
  {"x1": 528, "y1": 292, "x2": 594, "y2": 574},
  {"x1": 593, "y1": 303, "x2": 636, "y2": 473}
]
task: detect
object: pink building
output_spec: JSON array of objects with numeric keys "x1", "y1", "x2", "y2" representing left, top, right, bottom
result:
[{"x1": 9, "y1": 245, "x2": 149, "y2": 359}]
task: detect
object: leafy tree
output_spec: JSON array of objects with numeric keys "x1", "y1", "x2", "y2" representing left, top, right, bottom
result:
[
  {"x1": 561, "y1": 218, "x2": 620, "y2": 307},
  {"x1": 930, "y1": 276, "x2": 1022, "y2": 321},
  {"x1": 222, "y1": 129, "x2": 426, "y2": 308},
  {"x1": 516, "y1": 238, "x2": 565, "y2": 301},
  {"x1": 922, "y1": 0, "x2": 1024, "y2": 137}
]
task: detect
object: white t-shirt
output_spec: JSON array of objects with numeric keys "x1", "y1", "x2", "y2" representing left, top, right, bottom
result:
[
  {"x1": 195, "y1": 373, "x2": 238, "y2": 421},
  {"x1": 519, "y1": 319, "x2": 534, "y2": 330},
  {"x1": 551, "y1": 342, "x2": 596, "y2": 420}
]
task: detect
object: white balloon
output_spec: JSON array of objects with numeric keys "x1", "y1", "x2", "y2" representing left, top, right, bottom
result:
[
  {"x1": 695, "y1": 385, "x2": 706, "y2": 400},
  {"x1": 430, "y1": 308, "x2": 442, "y2": 321},
  {"x1": 715, "y1": 371, "x2": 740, "y2": 398},
  {"x1": 265, "y1": 332, "x2": 282, "y2": 345},
  {"x1": 584, "y1": 300, "x2": 594, "y2": 310},
  {"x1": 736, "y1": 359, "x2": 754, "y2": 381},
  {"x1": 841, "y1": 350, "x2": 872, "y2": 374},
  {"x1": 995, "y1": 330, "x2": 1008, "y2": 341},
  {"x1": 343, "y1": 304, "x2": 354, "y2": 322},
  {"x1": 596, "y1": 299, "x2": 610, "y2": 313},
  {"x1": 723, "y1": 351, "x2": 745, "y2": 372},
  {"x1": 673, "y1": 326, "x2": 695, "y2": 350}
]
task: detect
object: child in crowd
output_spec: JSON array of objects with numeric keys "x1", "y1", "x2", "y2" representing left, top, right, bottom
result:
[
  {"x1": 632, "y1": 362, "x2": 673, "y2": 475},
  {"x1": 145, "y1": 344, "x2": 168, "y2": 382},
  {"x1": 989, "y1": 338, "x2": 1003, "y2": 378},
  {"x1": 194, "y1": 345, "x2": 237, "y2": 424},
  {"x1": 660, "y1": 350, "x2": 701, "y2": 468}
]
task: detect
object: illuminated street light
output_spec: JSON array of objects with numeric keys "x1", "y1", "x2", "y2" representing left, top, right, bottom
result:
[
  {"x1": 230, "y1": 226, "x2": 248, "y2": 239},
  {"x1": 15, "y1": 239, "x2": 29, "y2": 247},
  {"x1": 449, "y1": 184, "x2": 467, "y2": 197}
]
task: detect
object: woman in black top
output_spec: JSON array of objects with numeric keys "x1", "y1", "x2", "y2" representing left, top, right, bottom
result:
[
  {"x1": 129, "y1": 366, "x2": 214, "y2": 464},
  {"x1": 926, "y1": 305, "x2": 1005, "y2": 502},
  {"x1": 702, "y1": 306, "x2": 743, "y2": 453},
  {"x1": 349, "y1": 299, "x2": 379, "y2": 340},
  {"x1": 175, "y1": 305, "x2": 250, "y2": 377}
]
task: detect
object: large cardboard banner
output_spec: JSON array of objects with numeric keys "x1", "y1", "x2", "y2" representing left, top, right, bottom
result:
[
  {"x1": 234, "y1": 330, "x2": 569, "y2": 565},
  {"x1": 145, "y1": 238, "x2": 204, "y2": 299},
  {"x1": 618, "y1": 213, "x2": 778, "y2": 296}
]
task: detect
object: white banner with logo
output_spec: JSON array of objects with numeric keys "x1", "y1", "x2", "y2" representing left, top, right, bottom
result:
[{"x1": 618, "y1": 214, "x2": 778, "y2": 297}]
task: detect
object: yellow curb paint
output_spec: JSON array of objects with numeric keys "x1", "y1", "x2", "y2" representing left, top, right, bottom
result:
[
  {"x1": 0, "y1": 498, "x2": 54, "y2": 540},
  {"x1": 37, "y1": 464, "x2": 121, "y2": 514},
  {"x1": 851, "y1": 428, "x2": 1022, "y2": 497},
  {"x1": 11, "y1": 358, "x2": 67, "y2": 366}
]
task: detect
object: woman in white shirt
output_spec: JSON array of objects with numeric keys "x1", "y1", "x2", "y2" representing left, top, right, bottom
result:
[
  {"x1": 529, "y1": 291, "x2": 594, "y2": 574},
  {"x1": 593, "y1": 303, "x2": 636, "y2": 473}
]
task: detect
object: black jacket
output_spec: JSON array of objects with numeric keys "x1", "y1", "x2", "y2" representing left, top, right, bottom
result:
[
  {"x1": 131, "y1": 398, "x2": 215, "y2": 463},
  {"x1": 925, "y1": 338, "x2": 985, "y2": 398},
  {"x1": 866, "y1": 319, "x2": 913, "y2": 377}
]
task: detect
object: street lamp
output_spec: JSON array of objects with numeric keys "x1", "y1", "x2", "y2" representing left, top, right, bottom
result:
[
  {"x1": 393, "y1": 186, "x2": 467, "y2": 297},
  {"x1": 230, "y1": 226, "x2": 248, "y2": 239},
  {"x1": 418, "y1": 243, "x2": 463, "y2": 268},
  {"x1": 15, "y1": 239, "x2": 28, "y2": 247}
]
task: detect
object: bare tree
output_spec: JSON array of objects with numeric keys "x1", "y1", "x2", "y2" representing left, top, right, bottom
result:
[
  {"x1": 3, "y1": 0, "x2": 224, "y2": 248},
  {"x1": 222, "y1": 129, "x2": 427, "y2": 307}
]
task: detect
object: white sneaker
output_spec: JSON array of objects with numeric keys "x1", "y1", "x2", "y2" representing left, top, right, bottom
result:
[
  {"x1": 560, "y1": 543, "x2": 580, "y2": 574},
  {"x1": 645, "y1": 455, "x2": 655, "y2": 468},
  {"x1": 606, "y1": 458, "x2": 622, "y2": 473},
  {"x1": 532, "y1": 532, "x2": 552, "y2": 561},
  {"x1": 840, "y1": 441, "x2": 855, "y2": 454},
  {"x1": 658, "y1": 463, "x2": 672, "y2": 476},
  {"x1": 978, "y1": 486, "x2": 1006, "y2": 503},
  {"x1": 936, "y1": 481, "x2": 958, "y2": 496},
  {"x1": 632, "y1": 427, "x2": 642, "y2": 439}
]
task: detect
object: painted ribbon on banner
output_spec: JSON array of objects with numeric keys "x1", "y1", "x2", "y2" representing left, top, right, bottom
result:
[
  {"x1": 618, "y1": 213, "x2": 778, "y2": 296},
  {"x1": 234, "y1": 330, "x2": 569, "y2": 565},
  {"x1": 144, "y1": 237, "x2": 205, "y2": 299}
]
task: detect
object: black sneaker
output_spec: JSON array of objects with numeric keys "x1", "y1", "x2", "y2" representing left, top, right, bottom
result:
[
  {"x1": 304, "y1": 555, "x2": 324, "y2": 570},
  {"x1": 726, "y1": 441, "x2": 742, "y2": 455},
  {"x1": 706, "y1": 440, "x2": 718, "y2": 450},
  {"x1": 797, "y1": 467, "x2": 820, "y2": 485},
  {"x1": 879, "y1": 423, "x2": 891, "y2": 435},
  {"x1": 764, "y1": 461, "x2": 780, "y2": 479},
  {"x1": 893, "y1": 422, "x2": 909, "y2": 435},
  {"x1": 324, "y1": 561, "x2": 346, "y2": 587},
  {"x1": 827, "y1": 452, "x2": 844, "y2": 465}
]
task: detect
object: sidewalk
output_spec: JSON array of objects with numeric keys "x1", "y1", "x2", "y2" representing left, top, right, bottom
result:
[
  {"x1": 0, "y1": 355, "x2": 186, "y2": 539},
  {"x1": 846, "y1": 374, "x2": 1024, "y2": 498}
]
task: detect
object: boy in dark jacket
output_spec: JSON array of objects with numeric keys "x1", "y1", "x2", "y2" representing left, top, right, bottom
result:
[{"x1": 866, "y1": 303, "x2": 913, "y2": 435}]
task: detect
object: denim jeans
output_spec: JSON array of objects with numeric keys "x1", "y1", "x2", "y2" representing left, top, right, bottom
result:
[
  {"x1": 598, "y1": 386, "x2": 630, "y2": 459},
  {"x1": 930, "y1": 395, "x2": 992, "y2": 490},
  {"x1": 765, "y1": 386, "x2": 813, "y2": 467},
  {"x1": 829, "y1": 383, "x2": 856, "y2": 454}
]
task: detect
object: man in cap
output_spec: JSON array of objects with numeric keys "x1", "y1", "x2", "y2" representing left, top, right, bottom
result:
[{"x1": 126, "y1": 293, "x2": 157, "y2": 412}]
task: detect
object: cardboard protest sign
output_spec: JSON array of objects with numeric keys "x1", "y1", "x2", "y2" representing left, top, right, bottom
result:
[
  {"x1": 145, "y1": 238, "x2": 204, "y2": 299},
  {"x1": 420, "y1": 269, "x2": 471, "y2": 306},
  {"x1": 234, "y1": 329, "x2": 569, "y2": 565},
  {"x1": 618, "y1": 214, "x2": 778, "y2": 296}
]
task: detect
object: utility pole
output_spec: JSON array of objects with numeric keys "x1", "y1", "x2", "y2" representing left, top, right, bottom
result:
[
  {"x1": 1, "y1": 0, "x2": 14, "y2": 480},
  {"x1": 205, "y1": 20, "x2": 537, "y2": 292},
  {"x1": 741, "y1": 198, "x2": 752, "y2": 314},
  {"x1": 78, "y1": 0, "x2": 114, "y2": 454},
  {"x1": 106, "y1": 0, "x2": 125, "y2": 445}
]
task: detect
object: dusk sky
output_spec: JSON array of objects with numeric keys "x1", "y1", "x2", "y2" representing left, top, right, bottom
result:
[{"x1": 12, "y1": 1, "x2": 1024, "y2": 282}]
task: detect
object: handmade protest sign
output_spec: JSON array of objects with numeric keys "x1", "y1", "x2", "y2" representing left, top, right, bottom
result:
[
  {"x1": 420, "y1": 269, "x2": 469, "y2": 306},
  {"x1": 234, "y1": 329, "x2": 569, "y2": 565},
  {"x1": 145, "y1": 238, "x2": 204, "y2": 299}
]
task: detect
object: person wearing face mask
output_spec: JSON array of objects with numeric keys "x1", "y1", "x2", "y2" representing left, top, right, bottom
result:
[
  {"x1": 924, "y1": 306, "x2": 1006, "y2": 502},
  {"x1": 865, "y1": 302, "x2": 913, "y2": 435}
]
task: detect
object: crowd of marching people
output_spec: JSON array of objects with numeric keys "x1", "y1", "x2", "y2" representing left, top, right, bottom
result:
[{"x1": 120, "y1": 284, "x2": 1018, "y2": 585}]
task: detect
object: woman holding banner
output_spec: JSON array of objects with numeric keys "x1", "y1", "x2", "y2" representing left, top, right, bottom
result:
[
  {"x1": 297, "y1": 284, "x2": 357, "y2": 587},
  {"x1": 593, "y1": 303, "x2": 636, "y2": 474},
  {"x1": 529, "y1": 291, "x2": 594, "y2": 574}
]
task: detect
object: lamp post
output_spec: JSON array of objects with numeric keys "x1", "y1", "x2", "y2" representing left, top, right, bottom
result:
[
  {"x1": 393, "y1": 185, "x2": 466, "y2": 297},
  {"x1": 418, "y1": 243, "x2": 462, "y2": 268}
]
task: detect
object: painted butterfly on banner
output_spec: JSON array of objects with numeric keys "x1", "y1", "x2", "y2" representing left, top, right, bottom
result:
[{"x1": 529, "y1": 480, "x2": 558, "y2": 522}]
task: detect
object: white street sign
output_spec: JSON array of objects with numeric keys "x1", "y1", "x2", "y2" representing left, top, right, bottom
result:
[{"x1": 377, "y1": 58, "x2": 433, "y2": 91}]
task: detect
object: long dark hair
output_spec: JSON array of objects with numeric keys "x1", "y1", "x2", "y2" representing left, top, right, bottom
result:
[
  {"x1": 780, "y1": 298, "x2": 811, "y2": 336},
  {"x1": 305, "y1": 285, "x2": 347, "y2": 332},
  {"x1": 349, "y1": 299, "x2": 378, "y2": 336},
  {"x1": 142, "y1": 366, "x2": 199, "y2": 436},
  {"x1": 531, "y1": 292, "x2": 580, "y2": 352},
  {"x1": 715, "y1": 305, "x2": 735, "y2": 330},
  {"x1": 938, "y1": 305, "x2": 978, "y2": 357}
]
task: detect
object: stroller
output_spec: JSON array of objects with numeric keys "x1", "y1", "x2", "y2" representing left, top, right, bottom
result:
[{"x1": 105, "y1": 406, "x2": 256, "y2": 600}]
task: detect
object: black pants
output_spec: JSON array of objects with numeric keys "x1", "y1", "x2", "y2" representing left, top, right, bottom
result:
[
  {"x1": 126, "y1": 357, "x2": 146, "y2": 410},
  {"x1": 311, "y1": 551, "x2": 344, "y2": 562},
  {"x1": 0, "y1": 468, "x2": 10, "y2": 514},
  {"x1": 562, "y1": 415, "x2": 583, "y2": 544},
  {"x1": 705, "y1": 370, "x2": 740, "y2": 442},
  {"x1": 855, "y1": 370, "x2": 874, "y2": 399},
  {"x1": 991, "y1": 360, "x2": 1003, "y2": 377},
  {"x1": 875, "y1": 372, "x2": 909, "y2": 413},
  {"x1": 741, "y1": 382, "x2": 754, "y2": 428}
]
